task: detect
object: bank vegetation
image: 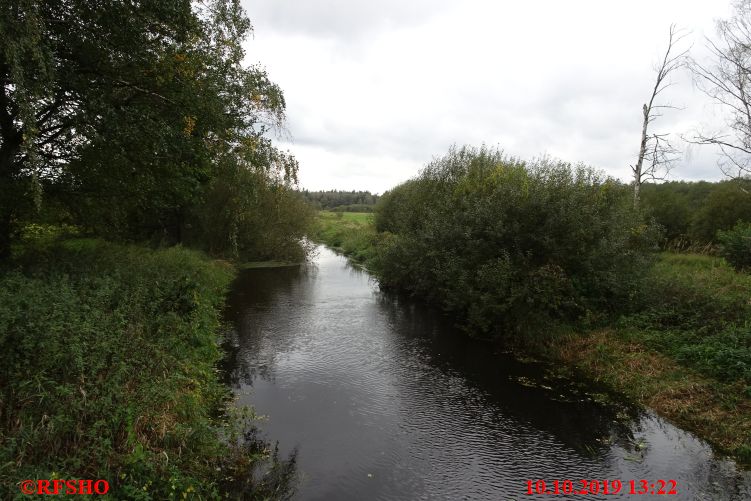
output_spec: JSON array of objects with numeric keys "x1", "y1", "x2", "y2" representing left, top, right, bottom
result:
[{"x1": 313, "y1": 145, "x2": 751, "y2": 465}]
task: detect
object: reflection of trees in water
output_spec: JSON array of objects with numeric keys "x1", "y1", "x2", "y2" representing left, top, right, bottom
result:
[
  {"x1": 219, "y1": 318, "x2": 287, "y2": 388},
  {"x1": 218, "y1": 251, "x2": 751, "y2": 498},
  {"x1": 218, "y1": 325, "x2": 273, "y2": 388},
  {"x1": 373, "y1": 287, "x2": 643, "y2": 462},
  {"x1": 218, "y1": 277, "x2": 301, "y2": 498},
  {"x1": 220, "y1": 262, "x2": 319, "y2": 388},
  {"x1": 623, "y1": 414, "x2": 751, "y2": 499},
  {"x1": 215, "y1": 325, "x2": 299, "y2": 497}
]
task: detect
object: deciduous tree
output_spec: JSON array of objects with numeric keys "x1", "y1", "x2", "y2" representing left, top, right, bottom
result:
[
  {"x1": 690, "y1": 0, "x2": 751, "y2": 179},
  {"x1": 0, "y1": 0, "x2": 298, "y2": 256}
]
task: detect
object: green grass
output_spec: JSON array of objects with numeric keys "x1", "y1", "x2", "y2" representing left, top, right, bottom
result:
[
  {"x1": 0, "y1": 237, "x2": 296, "y2": 499},
  {"x1": 547, "y1": 253, "x2": 751, "y2": 463},
  {"x1": 554, "y1": 329, "x2": 751, "y2": 465},
  {"x1": 312, "y1": 211, "x2": 380, "y2": 266},
  {"x1": 334, "y1": 212, "x2": 371, "y2": 224},
  {"x1": 619, "y1": 253, "x2": 751, "y2": 386}
]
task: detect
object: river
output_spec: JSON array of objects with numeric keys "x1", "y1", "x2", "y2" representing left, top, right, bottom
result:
[{"x1": 222, "y1": 246, "x2": 751, "y2": 500}]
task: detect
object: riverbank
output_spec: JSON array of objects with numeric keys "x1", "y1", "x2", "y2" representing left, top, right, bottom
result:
[
  {"x1": 0, "y1": 236, "x2": 295, "y2": 498},
  {"x1": 313, "y1": 211, "x2": 379, "y2": 266},
  {"x1": 313, "y1": 211, "x2": 751, "y2": 466}
]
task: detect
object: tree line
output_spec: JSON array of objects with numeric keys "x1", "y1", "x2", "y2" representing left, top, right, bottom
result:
[
  {"x1": 641, "y1": 179, "x2": 751, "y2": 247},
  {"x1": 301, "y1": 189, "x2": 380, "y2": 211}
]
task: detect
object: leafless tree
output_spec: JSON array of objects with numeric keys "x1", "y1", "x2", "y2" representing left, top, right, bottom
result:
[
  {"x1": 689, "y1": 0, "x2": 751, "y2": 180},
  {"x1": 632, "y1": 24, "x2": 690, "y2": 208}
]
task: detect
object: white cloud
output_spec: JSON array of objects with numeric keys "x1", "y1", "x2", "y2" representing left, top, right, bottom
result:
[{"x1": 243, "y1": 0, "x2": 737, "y2": 192}]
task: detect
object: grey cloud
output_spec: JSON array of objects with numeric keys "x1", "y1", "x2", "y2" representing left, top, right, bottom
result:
[
  {"x1": 242, "y1": 0, "x2": 452, "y2": 39},
  {"x1": 244, "y1": 0, "x2": 733, "y2": 191}
]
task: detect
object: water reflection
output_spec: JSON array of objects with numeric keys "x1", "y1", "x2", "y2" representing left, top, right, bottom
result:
[{"x1": 222, "y1": 247, "x2": 751, "y2": 500}]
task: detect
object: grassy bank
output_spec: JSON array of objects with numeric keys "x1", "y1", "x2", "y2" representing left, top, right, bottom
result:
[
  {"x1": 312, "y1": 211, "x2": 380, "y2": 266},
  {"x1": 0, "y1": 237, "x2": 294, "y2": 499},
  {"x1": 314, "y1": 212, "x2": 751, "y2": 465},
  {"x1": 552, "y1": 329, "x2": 751, "y2": 464}
]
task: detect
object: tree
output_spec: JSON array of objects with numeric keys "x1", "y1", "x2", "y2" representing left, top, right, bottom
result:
[
  {"x1": 0, "y1": 0, "x2": 297, "y2": 256},
  {"x1": 632, "y1": 25, "x2": 689, "y2": 208},
  {"x1": 689, "y1": 179, "x2": 751, "y2": 242},
  {"x1": 690, "y1": 0, "x2": 751, "y2": 179},
  {"x1": 1, "y1": 0, "x2": 199, "y2": 255}
]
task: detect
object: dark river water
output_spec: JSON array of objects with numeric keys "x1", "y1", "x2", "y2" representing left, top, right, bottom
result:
[{"x1": 222, "y1": 246, "x2": 751, "y2": 500}]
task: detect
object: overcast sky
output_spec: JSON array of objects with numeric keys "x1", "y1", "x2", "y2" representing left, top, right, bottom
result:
[{"x1": 241, "y1": 0, "x2": 736, "y2": 193}]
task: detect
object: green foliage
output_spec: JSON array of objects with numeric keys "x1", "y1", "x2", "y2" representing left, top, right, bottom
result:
[
  {"x1": 690, "y1": 181, "x2": 751, "y2": 243},
  {"x1": 187, "y1": 156, "x2": 313, "y2": 261},
  {"x1": 718, "y1": 220, "x2": 751, "y2": 271},
  {"x1": 0, "y1": 0, "x2": 309, "y2": 259},
  {"x1": 619, "y1": 253, "x2": 751, "y2": 385},
  {"x1": 302, "y1": 190, "x2": 380, "y2": 211},
  {"x1": 640, "y1": 179, "x2": 751, "y2": 248},
  {"x1": 640, "y1": 186, "x2": 692, "y2": 241},
  {"x1": 0, "y1": 239, "x2": 296, "y2": 498},
  {"x1": 374, "y1": 145, "x2": 658, "y2": 336}
]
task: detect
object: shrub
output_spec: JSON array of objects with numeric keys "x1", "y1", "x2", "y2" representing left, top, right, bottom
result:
[
  {"x1": 374, "y1": 146, "x2": 659, "y2": 336},
  {"x1": 718, "y1": 220, "x2": 751, "y2": 271},
  {"x1": 187, "y1": 157, "x2": 314, "y2": 262}
]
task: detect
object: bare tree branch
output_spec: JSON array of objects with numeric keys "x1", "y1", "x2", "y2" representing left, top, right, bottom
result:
[
  {"x1": 633, "y1": 24, "x2": 690, "y2": 208},
  {"x1": 688, "y1": 0, "x2": 751, "y2": 179}
]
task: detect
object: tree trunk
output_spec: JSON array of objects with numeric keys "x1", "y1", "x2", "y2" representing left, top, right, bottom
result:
[
  {"x1": 0, "y1": 60, "x2": 24, "y2": 259},
  {"x1": 0, "y1": 210, "x2": 12, "y2": 260},
  {"x1": 0, "y1": 141, "x2": 22, "y2": 261},
  {"x1": 634, "y1": 103, "x2": 649, "y2": 209}
]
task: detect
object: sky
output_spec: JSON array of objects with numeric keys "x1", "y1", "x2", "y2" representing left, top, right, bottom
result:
[{"x1": 240, "y1": 0, "x2": 736, "y2": 194}]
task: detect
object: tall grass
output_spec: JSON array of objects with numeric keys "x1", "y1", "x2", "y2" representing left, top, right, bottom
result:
[
  {"x1": 620, "y1": 253, "x2": 751, "y2": 386},
  {"x1": 0, "y1": 238, "x2": 295, "y2": 499}
]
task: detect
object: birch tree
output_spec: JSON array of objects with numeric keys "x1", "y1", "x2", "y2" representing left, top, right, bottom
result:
[{"x1": 690, "y1": 0, "x2": 751, "y2": 179}]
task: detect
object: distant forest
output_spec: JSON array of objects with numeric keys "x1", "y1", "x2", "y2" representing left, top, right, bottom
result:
[
  {"x1": 641, "y1": 178, "x2": 751, "y2": 247},
  {"x1": 301, "y1": 190, "x2": 380, "y2": 212}
]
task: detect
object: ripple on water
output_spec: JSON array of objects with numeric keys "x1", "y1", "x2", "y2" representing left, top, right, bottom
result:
[{"x1": 224, "y1": 247, "x2": 751, "y2": 501}]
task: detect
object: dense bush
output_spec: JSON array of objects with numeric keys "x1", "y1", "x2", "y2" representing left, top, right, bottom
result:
[
  {"x1": 690, "y1": 181, "x2": 751, "y2": 243},
  {"x1": 0, "y1": 239, "x2": 296, "y2": 498},
  {"x1": 374, "y1": 146, "x2": 659, "y2": 336},
  {"x1": 718, "y1": 221, "x2": 751, "y2": 271}
]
